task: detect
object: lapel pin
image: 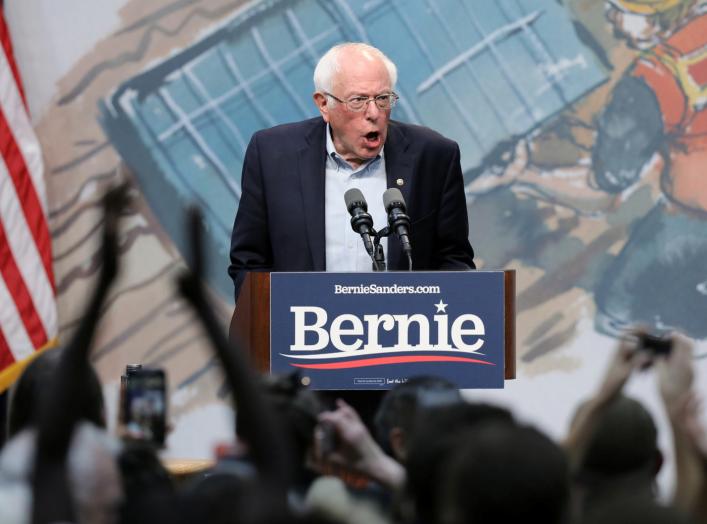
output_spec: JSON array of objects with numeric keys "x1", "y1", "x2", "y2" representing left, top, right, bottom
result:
[{"x1": 396, "y1": 178, "x2": 404, "y2": 187}]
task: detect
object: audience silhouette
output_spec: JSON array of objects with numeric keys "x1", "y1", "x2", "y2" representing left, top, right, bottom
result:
[{"x1": 0, "y1": 187, "x2": 704, "y2": 524}]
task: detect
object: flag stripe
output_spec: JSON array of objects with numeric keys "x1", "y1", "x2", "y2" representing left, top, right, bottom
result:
[
  {"x1": 0, "y1": 269, "x2": 34, "y2": 361},
  {"x1": 0, "y1": 218, "x2": 47, "y2": 348},
  {"x1": 0, "y1": 327, "x2": 14, "y2": 370},
  {"x1": 0, "y1": 103, "x2": 54, "y2": 289},
  {"x1": 0, "y1": 40, "x2": 49, "y2": 216},
  {"x1": 0, "y1": 161, "x2": 56, "y2": 346},
  {"x1": 0, "y1": 7, "x2": 26, "y2": 107}
]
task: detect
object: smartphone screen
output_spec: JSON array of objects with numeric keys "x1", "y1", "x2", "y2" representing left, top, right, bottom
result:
[{"x1": 124, "y1": 368, "x2": 167, "y2": 447}]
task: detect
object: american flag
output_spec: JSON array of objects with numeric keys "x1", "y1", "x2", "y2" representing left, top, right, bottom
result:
[{"x1": 0, "y1": 6, "x2": 57, "y2": 392}]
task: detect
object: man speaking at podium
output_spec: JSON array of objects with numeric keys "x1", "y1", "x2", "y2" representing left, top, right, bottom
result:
[
  {"x1": 228, "y1": 42, "x2": 475, "y2": 425},
  {"x1": 228, "y1": 42, "x2": 475, "y2": 299}
]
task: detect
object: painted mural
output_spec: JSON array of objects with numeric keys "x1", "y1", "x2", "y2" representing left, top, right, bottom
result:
[
  {"x1": 100, "y1": 0, "x2": 607, "y2": 299},
  {"x1": 11, "y1": 0, "x2": 707, "y2": 458},
  {"x1": 467, "y1": 0, "x2": 707, "y2": 366}
]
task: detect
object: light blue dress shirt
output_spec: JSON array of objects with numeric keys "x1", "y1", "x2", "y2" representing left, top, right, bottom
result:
[{"x1": 324, "y1": 125, "x2": 388, "y2": 271}]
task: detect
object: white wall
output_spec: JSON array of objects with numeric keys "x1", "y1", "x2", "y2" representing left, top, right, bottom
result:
[{"x1": 5, "y1": 0, "x2": 128, "y2": 121}]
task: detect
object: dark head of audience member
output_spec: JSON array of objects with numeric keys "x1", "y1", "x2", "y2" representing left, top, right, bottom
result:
[
  {"x1": 184, "y1": 373, "x2": 338, "y2": 524},
  {"x1": 182, "y1": 472, "x2": 345, "y2": 524},
  {"x1": 117, "y1": 439, "x2": 179, "y2": 524},
  {"x1": 182, "y1": 471, "x2": 285, "y2": 524},
  {"x1": 572, "y1": 394, "x2": 661, "y2": 506},
  {"x1": 373, "y1": 375, "x2": 461, "y2": 462},
  {"x1": 439, "y1": 421, "x2": 570, "y2": 524},
  {"x1": 234, "y1": 372, "x2": 328, "y2": 484},
  {"x1": 403, "y1": 402, "x2": 514, "y2": 524},
  {"x1": 581, "y1": 493, "x2": 695, "y2": 524},
  {"x1": 6, "y1": 348, "x2": 105, "y2": 440}
]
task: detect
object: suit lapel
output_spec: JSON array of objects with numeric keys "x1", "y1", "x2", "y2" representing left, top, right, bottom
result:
[
  {"x1": 297, "y1": 120, "x2": 414, "y2": 271},
  {"x1": 383, "y1": 121, "x2": 414, "y2": 270},
  {"x1": 298, "y1": 120, "x2": 327, "y2": 270}
]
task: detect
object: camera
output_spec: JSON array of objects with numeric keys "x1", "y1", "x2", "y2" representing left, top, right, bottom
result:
[
  {"x1": 638, "y1": 333, "x2": 672, "y2": 356},
  {"x1": 120, "y1": 366, "x2": 167, "y2": 447}
]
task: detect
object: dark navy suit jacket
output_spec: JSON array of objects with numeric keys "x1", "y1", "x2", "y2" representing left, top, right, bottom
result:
[{"x1": 228, "y1": 117, "x2": 475, "y2": 299}]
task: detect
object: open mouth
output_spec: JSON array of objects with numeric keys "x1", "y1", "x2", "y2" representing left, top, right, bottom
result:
[{"x1": 364, "y1": 131, "x2": 380, "y2": 145}]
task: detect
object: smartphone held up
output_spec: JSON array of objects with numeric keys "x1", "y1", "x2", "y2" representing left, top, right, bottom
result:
[{"x1": 119, "y1": 365, "x2": 168, "y2": 447}]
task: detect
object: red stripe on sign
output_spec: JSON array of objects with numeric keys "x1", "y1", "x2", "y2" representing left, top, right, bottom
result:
[
  {"x1": 291, "y1": 355, "x2": 494, "y2": 369},
  {"x1": 0, "y1": 105, "x2": 55, "y2": 290},
  {"x1": 0, "y1": 218, "x2": 47, "y2": 348},
  {"x1": 0, "y1": 8, "x2": 27, "y2": 107},
  {"x1": 0, "y1": 327, "x2": 14, "y2": 371}
]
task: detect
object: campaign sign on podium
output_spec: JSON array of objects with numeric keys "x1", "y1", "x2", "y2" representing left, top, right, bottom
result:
[{"x1": 270, "y1": 271, "x2": 505, "y2": 390}]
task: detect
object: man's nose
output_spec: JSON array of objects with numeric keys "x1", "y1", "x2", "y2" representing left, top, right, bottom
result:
[{"x1": 364, "y1": 99, "x2": 381, "y2": 120}]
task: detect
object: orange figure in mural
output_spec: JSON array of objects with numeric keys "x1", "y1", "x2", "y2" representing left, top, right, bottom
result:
[
  {"x1": 591, "y1": 0, "x2": 707, "y2": 338},
  {"x1": 470, "y1": 0, "x2": 707, "y2": 339},
  {"x1": 629, "y1": 9, "x2": 707, "y2": 213}
]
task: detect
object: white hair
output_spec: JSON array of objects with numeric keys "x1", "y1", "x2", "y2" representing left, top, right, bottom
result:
[{"x1": 313, "y1": 42, "x2": 398, "y2": 94}]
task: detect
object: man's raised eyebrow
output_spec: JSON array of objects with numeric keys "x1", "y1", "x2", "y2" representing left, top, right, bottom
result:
[{"x1": 348, "y1": 92, "x2": 393, "y2": 99}]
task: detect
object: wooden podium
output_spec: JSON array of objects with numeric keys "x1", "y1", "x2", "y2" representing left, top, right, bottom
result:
[{"x1": 229, "y1": 271, "x2": 516, "y2": 381}]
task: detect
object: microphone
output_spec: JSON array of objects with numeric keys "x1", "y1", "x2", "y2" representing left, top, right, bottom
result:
[
  {"x1": 383, "y1": 188, "x2": 412, "y2": 259},
  {"x1": 344, "y1": 188, "x2": 375, "y2": 256}
]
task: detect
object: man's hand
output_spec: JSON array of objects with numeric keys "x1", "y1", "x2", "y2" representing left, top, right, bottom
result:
[
  {"x1": 653, "y1": 334, "x2": 705, "y2": 515},
  {"x1": 655, "y1": 334, "x2": 694, "y2": 415},
  {"x1": 594, "y1": 333, "x2": 653, "y2": 406},
  {"x1": 563, "y1": 332, "x2": 651, "y2": 472},
  {"x1": 676, "y1": 393, "x2": 707, "y2": 459},
  {"x1": 314, "y1": 399, "x2": 405, "y2": 490}
]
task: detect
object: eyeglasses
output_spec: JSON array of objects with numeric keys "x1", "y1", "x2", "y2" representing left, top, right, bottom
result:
[{"x1": 324, "y1": 92, "x2": 399, "y2": 112}]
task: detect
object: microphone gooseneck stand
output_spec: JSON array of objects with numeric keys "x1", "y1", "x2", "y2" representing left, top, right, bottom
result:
[
  {"x1": 372, "y1": 227, "x2": 388, "y2": 271},
  {"x1": 368, "y1": 223, "x2": 414, "y2": 272}
]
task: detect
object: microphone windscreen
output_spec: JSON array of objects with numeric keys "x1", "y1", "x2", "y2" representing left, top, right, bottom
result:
[
  {"x1": 383, "y1": 188, "x2": 406, "y2": 212},
  {"x1": 344, "y1": 188, "x2": 367, "y2": 213}
]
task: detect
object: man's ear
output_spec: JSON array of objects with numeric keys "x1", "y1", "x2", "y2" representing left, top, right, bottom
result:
[{"x1": 313, "y1": 92, "x2": 330, "y2": 122}]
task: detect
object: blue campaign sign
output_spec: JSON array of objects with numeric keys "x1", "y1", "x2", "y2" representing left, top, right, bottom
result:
[{"x1": 270, "y1": 271, "x2": 506, "y2": 390}]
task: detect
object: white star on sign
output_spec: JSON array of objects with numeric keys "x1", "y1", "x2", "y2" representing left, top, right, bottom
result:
[{"x1": 434, "y1": 300, "x2": 448, "y2": 313}]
